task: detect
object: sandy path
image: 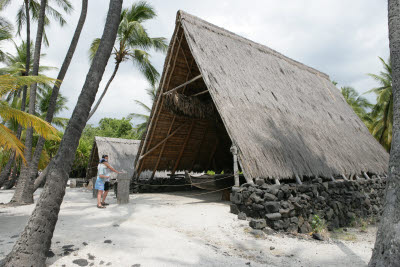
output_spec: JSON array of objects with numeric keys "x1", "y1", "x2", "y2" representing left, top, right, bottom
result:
[{"x1": 0, "y1": 188, "x2": 375, "y2": 266}]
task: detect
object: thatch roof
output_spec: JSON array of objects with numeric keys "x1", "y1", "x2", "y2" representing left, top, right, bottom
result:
[
  {"x1": 133, "y1": 10, "x2": 389, "y2": 181},
  {"x1": 86, "y1": 137, "x2": 140, "y2": 179}
]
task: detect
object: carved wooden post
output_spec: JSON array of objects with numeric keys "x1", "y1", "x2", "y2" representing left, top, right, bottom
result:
[
  {"x1": 230, "y1": 145, "x2": 239, "y2": 188},
  {"x1": 117, "y1": 173, "x2": 130, "y2": 204}
]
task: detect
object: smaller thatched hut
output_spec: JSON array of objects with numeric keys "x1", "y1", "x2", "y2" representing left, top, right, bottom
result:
[{"x1": 86, "y1": 137, "x2": 140, "y2": 180}]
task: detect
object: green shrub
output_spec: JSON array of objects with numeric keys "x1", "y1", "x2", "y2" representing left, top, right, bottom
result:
[{"x1": 311, "y1": 215, "x2": 326, "y2": 233}]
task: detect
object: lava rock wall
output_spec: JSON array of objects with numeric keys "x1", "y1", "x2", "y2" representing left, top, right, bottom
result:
[{"x1": 230, "y1": 178, "x2": 386, "y2": 232}]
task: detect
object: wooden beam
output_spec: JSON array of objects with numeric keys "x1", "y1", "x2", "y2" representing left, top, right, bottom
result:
[
  {"x1": 163, "y1": 74, "x2": 202, "y2": 96},
  {"x1": 189, "y1": 122, "x2": 209, "y2": 172},
  {"x1": 363, "y1": 172, "x2": 370, "y2": 179},
  {"x1": 274, "y1": 178, "x2": 280, "y2": 185},
  {"x1": 330, "y1": 176, "x2": 336, "y2": 182},
  {"x1": 172, "y1": 120, "x2": 195, "y2": 175},
  {"x1": 295, "y1": 175, "x2": 303, "y2": 185},
  {"x1": 139, "y1": 122, "x2": 187, "y2": 161},
  {"x1": 136, "y1": 29, "x2": 185, "y2": 174},
  {"x1": 151, "y1": 116, "x2": 176, "y2": 179},
  {"x1": 192, "y1": 89, "x2": 209, "y2": 97},
  {"x1": 341, "y1": 174, "x2": 348, "y2": 181}
]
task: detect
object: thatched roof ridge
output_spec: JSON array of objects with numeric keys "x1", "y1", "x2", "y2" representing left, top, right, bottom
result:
[
  {"x1": 178, "y1": 10, "x2": 330, "y2": 80},
  {"x1": 133, "y1": 10, "x2": 389, "y2": 181}
]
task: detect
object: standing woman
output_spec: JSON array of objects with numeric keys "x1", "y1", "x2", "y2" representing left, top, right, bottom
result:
[
  {"x1": 99, "y1": 155, "x2": 121, "y2": 206},
  {"x1": 95, "y1": 158, "x2": 109, "y2": 208}
]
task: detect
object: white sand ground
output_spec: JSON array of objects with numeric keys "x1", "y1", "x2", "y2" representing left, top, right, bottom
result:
[{"x1": 0, "y1": 188, "x2": 376, "y2": 267}]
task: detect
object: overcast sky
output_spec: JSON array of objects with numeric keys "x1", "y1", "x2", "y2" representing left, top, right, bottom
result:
[{"x1": 2, "y1": 0, "x2": 389, "y2": 126}]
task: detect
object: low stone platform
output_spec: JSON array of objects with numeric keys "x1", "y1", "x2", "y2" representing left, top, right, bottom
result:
[{"x1": 230, "y1": 177, "x2": 386, "y2": 233}]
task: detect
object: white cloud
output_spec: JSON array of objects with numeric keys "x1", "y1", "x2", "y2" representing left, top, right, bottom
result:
[{"x1": 1, "y1": 0, "x2": 389, "y2": 125}]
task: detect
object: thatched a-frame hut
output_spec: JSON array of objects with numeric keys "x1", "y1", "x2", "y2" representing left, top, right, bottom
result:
[
  {"x1": 133, "y1": 10, "x2": 389, "y2": 182},
  {"x1": 86, "y1": 137, "x2": 140, "y2": 180}
]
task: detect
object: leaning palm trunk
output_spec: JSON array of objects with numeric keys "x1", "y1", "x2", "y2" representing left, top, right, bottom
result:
[
  {"x1": 0, "y1": 153, "x2": 15, "y2": 187},
  {"x1": 2, "y1": 1, "x2": 122, "y2": 265},
  {"x1": 87, "y1": 62, "x2": 120, "y2": 121},
  {"x1": 0, "y1": 0, "x2": 31, "y2": 187},
  {"x1": 33, "y1": 165, "x2": 48, "y2": 191},
  {"x1": 369, "y1": 0, "x2": 400, "y2": 266},
  {"x1": 4, "y1": 163, "x2": 19, "y2": 190},
  {"x1": 11, "y1": 0, "x2": 47, "y2": 204},
  {"x1": 29, "y1": 0, "x2": 88, "y2": 193}
]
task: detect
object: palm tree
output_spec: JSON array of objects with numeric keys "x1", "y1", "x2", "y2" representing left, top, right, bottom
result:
[
  {"x1": 0, "y1": 0, "x2": 73, "y2": 46},
  {"x1": 11, "y1": 0, "x2": 47, "y2": 204},
  {"x1": 1, "y1": 40, "x2": 56, "y2": 102},
  {"x1": 87, "y1": 1, "x2": 168, "y2": 121},
  {"x1": 27, "y1": 0, "x2": 87, "y2": 196},
  {"x1": 365, "y1": 57, "x2": 392, "y2": 151},
  {"x1": 129, "y1": 82, "x2": 156, "y2": 137},
  {"x1": 0, "y1": 25, "x2": 12, "y2": 62},
  {"x1": 0, "y1": 1, "x2": 13, "y2": 62},
  {"x1": 369, "y1": 1, "x2": 400, "y2": 265},
  {"x1": 341, "y1": 86, "x2": 373, "y2": 125},
  {"x1": 37, "y1": 83, "x2": 68, "y2": 128},
  {"x1": 3, "y1": 1, "x2": 122, "y2": 265}
]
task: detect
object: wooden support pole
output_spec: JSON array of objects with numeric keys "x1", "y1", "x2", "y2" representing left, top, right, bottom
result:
[
  {"x1": 151, "y1": 116, "x2": 176, "y2": 179},
  {"x1": 274, "y1": 178, "x2": 280, "y2": 185},
  {"x1": 139, "y1": 122, "x2": 187, "y2": 161},
  {"x1": 230, "y1": 145, "x2": 239, "y2": 187},
  {"x1": 330, "y1": 176, "x2": 336, "y2": 182},
  {"x1": 192, "y1": 89, "x2": 209, "y2": 97},
  {"x1": 363, "y1": 172, "x2": 370, "y2": 180},
  {"x1": 341, "y1": 174, "x2": 348, "y2": 181},
  {"x1": 172, "y1": 120, "x2": 195, "y2": 175},
  {"x1": 295, "y1": 175, "x2": 303, "y2": 185},
  {"x1": 162, "y1": 74, "x2": 202, "y2": 96},
  {"x1": 377, "y1": 174, "x2": 381, "y2": 179},
  {"x1": 355, "y1": 175, "x2": 362, "y2": 180}
]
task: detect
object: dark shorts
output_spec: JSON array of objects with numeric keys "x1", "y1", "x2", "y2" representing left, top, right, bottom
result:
[{"x1": 104, "y1": 181, "x2": 110, "y2": 191}]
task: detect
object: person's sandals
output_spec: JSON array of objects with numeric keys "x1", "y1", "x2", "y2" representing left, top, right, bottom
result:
[
  {"x1": 97, "y1": 205, "x2": 106, "y2": 209},
  {"x1": 101, "y1": 202, "x2": 109, "y2": 206}
]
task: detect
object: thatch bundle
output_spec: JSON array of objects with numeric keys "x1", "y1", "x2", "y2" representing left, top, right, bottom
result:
[{"x1": 163, "y1": 92, "x2": 215, "y2": 119}]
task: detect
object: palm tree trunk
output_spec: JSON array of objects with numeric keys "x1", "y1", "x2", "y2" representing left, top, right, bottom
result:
[
  {"x1": 10, "y1": 0, "x2": 47, "y2": 204},
  {"x1": 4, "y1": 163, "x2": 19, "y2": 190},
  {"x1": 0, "y1": 0, "x2": 31, "y2": 188},
  {"x1": 33, "y1": 164, "x2": 48, "y2": 191},
  {"x1": 2, "y1": 1, "x2": 122, "y2": 265},
  {"x1": 87, "y1": 62, "x2": 120, "y2": 121},
  {"x1": 369, "y1": 0, "x2": 400, "y2": 265},
  {"x1": 29, "y1": 0, "x2": 88, "y2": 193}
]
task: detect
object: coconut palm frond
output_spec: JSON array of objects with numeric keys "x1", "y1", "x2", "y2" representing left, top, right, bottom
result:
[
  {"x1": 0, "y1": 123, "x2": 25, "y2": 162},
  {"x1": 0, "y1": 74, "x2": 58, "y2": 96},
  {"x1": 0, "y1": 103, "x2": 58, "y2": 140},
  {"x1": 89, "y1": 38, "x2": 101, "y2": 62}
]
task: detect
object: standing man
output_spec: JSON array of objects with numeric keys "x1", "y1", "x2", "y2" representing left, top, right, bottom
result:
[{"x1": 99, "y1": 155, "x2": 121, "y2": 206}]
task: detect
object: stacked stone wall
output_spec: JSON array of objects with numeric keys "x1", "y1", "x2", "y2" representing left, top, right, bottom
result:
[{"x1": 230, "y1": 178, "x2": 386, "y2": 232}]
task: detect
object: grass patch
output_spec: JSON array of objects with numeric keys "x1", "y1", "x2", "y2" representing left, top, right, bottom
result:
[{"x1": 331, "y1": 228, "x2": 357, "y2": 241}]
